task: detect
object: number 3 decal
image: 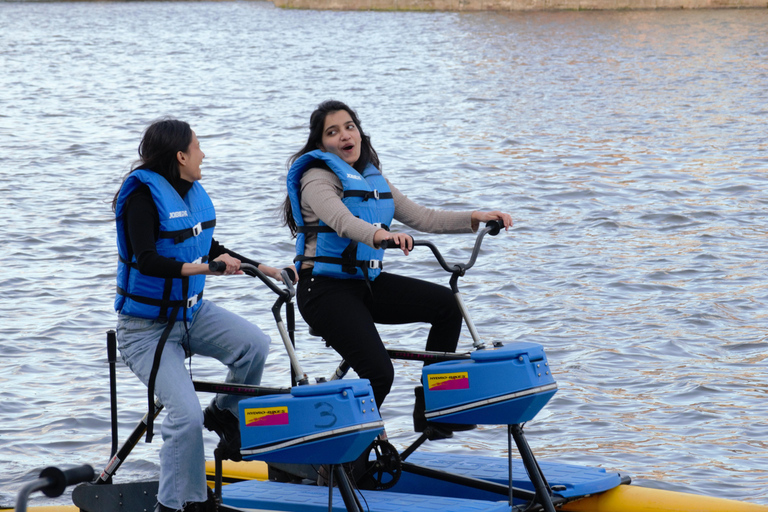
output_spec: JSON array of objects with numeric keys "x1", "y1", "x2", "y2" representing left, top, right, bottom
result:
[{"x1": 314, "y1": 401, "x2": 337, "y2": 428}]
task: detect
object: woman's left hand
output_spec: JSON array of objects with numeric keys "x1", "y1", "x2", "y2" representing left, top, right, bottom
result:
[
  {"x1": 471, "y1": 210, "x2": 513, "y2": 232},
  {"x1": 212, "y1": 254, "x2": 243, "y2": 275}
]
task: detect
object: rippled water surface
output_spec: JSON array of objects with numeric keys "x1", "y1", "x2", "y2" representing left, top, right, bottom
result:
[{"x1": 1, "y1": 2, "x2": 767, "y2": 507}]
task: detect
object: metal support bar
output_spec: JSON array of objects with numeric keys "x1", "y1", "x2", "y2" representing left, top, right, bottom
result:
[
  {"x1": 509, "y1": 424, "x2": 557, "y2": 512},
  {"x1": 97, "y1": 398, "x2": 164, "y2": 484},
  {"x1": 107, "y1": 330, "x2": 119, "y2": 465},
  {"x1": 334, "y1": 465, "x2": 362, "y2": 512},
  {"x1": 214, "y1": 449, "x2": 224, "y2": 506}
]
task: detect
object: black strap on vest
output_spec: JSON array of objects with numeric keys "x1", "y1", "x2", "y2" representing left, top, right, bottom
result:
[
  {"x1": 119, "y1": 254, "x2": 208, "y2": 269},
  {"x1": 145, "y1": 305, "x2": 178, "y2": 443},
  {"x1": 116, "y1": 287, "x2": 203, "y2": 310},
  {"x1": 159, "y1": 219, "x2": 216, "y2": 245},
  {"x1": 294, "y1": 255, "x2": 383, "y2": 271},
  {"x1": 159, "y1": 278, "x2": 173, "y2": 323},
  {"x1": 343, "y1": 190, "x2": 393, "y2": 201},
  {"x1": 297, "y1": 224, "x2": 389, "y2": 234},
  {"x1": 297, "y1": 225, "x2": 335, "y2": 234},
  {"x1": 340, "y1": 241, "x2": 359, "y2": 275},
  {"x1": 142, "y1": 277, "x2": 192, "y2": 443}
]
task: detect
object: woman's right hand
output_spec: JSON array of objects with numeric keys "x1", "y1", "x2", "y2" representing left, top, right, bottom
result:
[{"x1": 374, "y1": 229, "x2": 414, "y2": 256}]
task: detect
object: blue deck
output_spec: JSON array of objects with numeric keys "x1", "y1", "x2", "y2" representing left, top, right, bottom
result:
[
  {"x1": 222, "y1": 453, "x2": 625, "y2": 511},
  {"x1": 395, "y1": 452, "x2": 624, "y2": 501},
  {"x1": 223, "y1": 480, "x2": 511, "y2": 511}
]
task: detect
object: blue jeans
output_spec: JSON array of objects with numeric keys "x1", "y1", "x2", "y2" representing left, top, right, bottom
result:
[{"x1": 117, "y1": 299, "x2": 270, "y2": 509}]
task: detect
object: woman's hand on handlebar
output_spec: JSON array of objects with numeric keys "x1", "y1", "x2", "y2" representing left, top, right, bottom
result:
[
  {"x1": 374, "y1": 229, "x2": 414, "y2": 256},
  {"x1": 209, "y1": 254, "x2": 243, "y2": 275},
  {"x1": 258, "y1": 264, "x2": 299, "y2": 284},
  {"x1": 471, "y1": 210, "x2": 513, "y2": 232}
]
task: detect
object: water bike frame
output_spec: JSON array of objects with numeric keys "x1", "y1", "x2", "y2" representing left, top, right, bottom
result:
[{"x1": 71, "y1": 221, "x2": 605, "y2": 512}]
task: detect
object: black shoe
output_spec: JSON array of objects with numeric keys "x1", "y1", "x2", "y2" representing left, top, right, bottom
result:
[
  {"x1": 154, "y1": 504, "x2": 179, "y2": 512},
  {"x1": 412, "y1": 386, "x2": 476, "y2": 440},
  {"x1": 155, "y1": 487, "x2": 216, "y2": 512},
  {"x1": 154, "y1": 500, "x2": 214, "y2": 512},
  {"x1": 154, "y1": 502, "x2": 209, "y2": 512},
  {"x1": 203, "y1": 400, "x2": 242, "y2": 462}
]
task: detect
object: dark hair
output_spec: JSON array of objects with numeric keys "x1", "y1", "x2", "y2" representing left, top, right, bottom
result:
[
  {"x1": 281, "y1": 100, "x2": 380, "y2": 235},
  {"x1": 112, "y1": 118, "x2": 193, "y2": 212}
]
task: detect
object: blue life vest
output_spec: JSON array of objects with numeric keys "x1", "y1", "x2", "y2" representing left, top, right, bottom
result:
[
  {"x1": 286, "y1": 150, "x2": 395, "y2": 281},
  {"x1": 114, "y1": 169, "x2": 216, "y2": 321}
]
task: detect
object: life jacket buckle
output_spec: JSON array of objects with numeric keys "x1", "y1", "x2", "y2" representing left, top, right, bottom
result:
[
  {"x1": 191, "y1": 256, "x2": 203, "y2": 264},
  {"x1": 186, "y1": 295, "x2": 199, "y2": 309},
  {"x1": 191, "y1": 222, "x2": 203, "y2": 237},
  {"x1": 372, "y1": 189, "x2": 380, "y2": 200},
  {"x1": 368, "y1": 260, "x2": 382, "y2": 269}
]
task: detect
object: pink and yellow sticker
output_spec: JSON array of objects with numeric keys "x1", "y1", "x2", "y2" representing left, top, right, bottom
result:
[
  {"x1": 427, "y1": 372, "x2": 470, "y2": 391},
  {"x1": 244, "y1": 406, "x2": 289, "y2": 427}
]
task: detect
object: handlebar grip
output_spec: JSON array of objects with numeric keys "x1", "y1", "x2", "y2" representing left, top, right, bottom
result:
[
  {"x1": 380, "y1": 239, "x2": 400, "y2": 250},
  {"x1": 485, "y1": 220, "x2": 503, "y2": 236},
  {"x1": 282, "y1": 267, "x2": 296, "y2": 283},
  {"x1": 208, "y1": 261, "x2": 226, "y2": 273},
  {"x1": 39, "y1": 465, "x2": 94, "y2": 497}
]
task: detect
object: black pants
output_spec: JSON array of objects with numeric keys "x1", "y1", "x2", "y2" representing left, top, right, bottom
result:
[{"x1": 297, "y1": 270, "x2": 462, "y2": 408}]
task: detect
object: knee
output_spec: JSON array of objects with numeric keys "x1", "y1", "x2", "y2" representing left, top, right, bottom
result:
[
  {"x1": 167, "y1": 405, "x2": 204, "y2": 438},
  {"x1": 436, "y1": 290, "x2": 462, "y2": 323},
  {"x1": 368, "y1": 360, "x2": 394, "y2": 408},
  {"x1": 233, "y1": 330, "x2": 270, "y2": 367}
]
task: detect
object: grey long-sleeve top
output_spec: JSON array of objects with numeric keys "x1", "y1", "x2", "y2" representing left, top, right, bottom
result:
[{"x1": 299, "y1": 166, "x2": 475, "y2": 268}]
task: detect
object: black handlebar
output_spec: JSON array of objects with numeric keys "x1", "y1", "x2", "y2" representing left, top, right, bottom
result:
[
  {"x1": 208, "y1": 260, "x2": 227, "y2": 273},
  {"x1": 208, "y1": 262, "x2": 296, "y2": 295},
  {"x1": 381, "y1": 220, "x2": 503, "y2": 275},
  {"x1": 40, "y1": 465, "x2": 95, "y2": 497},
  {"x1": 15, "y1": 465, "x2": 94, "y2": 512}
]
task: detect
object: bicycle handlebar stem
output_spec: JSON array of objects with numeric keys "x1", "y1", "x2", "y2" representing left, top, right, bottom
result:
[{"x1": 240, "y1": 264, "x2": 308, "y2": 385}]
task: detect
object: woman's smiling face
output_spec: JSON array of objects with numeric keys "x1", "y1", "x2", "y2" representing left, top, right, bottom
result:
[{"x1": 319, "y1": 109, "x2": 362, "y2": 166}]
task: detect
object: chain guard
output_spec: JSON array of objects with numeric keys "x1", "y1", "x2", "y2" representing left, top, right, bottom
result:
[{"x1": 356, "y1": 439, "x2": 402, "y2": 490}]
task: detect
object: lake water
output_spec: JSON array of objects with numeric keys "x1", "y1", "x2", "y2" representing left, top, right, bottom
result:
[{"x1": 1, "y1": 2, "x2": 767, "y2": 508}]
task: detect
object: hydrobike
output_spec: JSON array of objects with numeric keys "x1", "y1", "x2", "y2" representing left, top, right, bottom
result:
[{"x1": 8, "y1": 221, "x2": 768, "y2": 512}]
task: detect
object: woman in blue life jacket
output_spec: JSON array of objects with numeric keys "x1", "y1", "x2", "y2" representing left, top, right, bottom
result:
[
  {"x1": 113, "y1": 118, "x2": 292, "y2": 512},
  {"x1": 282, "y1": 100, "x2": 512, "y2": 433}
]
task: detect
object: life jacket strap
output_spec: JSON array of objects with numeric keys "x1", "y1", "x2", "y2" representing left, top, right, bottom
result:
[
  {"x1": 159, "y1": 219, "x2": 216, "y2": 244},
  {"x1": 119, "y1": 255, "x2": 209, "y2": 268},
  {"x1": 298, "y1": 223, "x2": 389, "y2": 234},
  {"x1": 116, "y1": 286, "x2": 203, "y2": 311},
  {"x1": 145, "y1": 305, "x2": 179, "y2": 443},
  {"x1": 297, "y1": 225, "x2": 335, "y2": 234},
  {"x1": 294, "y1": 255, "x2": 384, "y2": 271},
  {"x1": 343, "y1": 190, "x2": 393, "y2": 201}
]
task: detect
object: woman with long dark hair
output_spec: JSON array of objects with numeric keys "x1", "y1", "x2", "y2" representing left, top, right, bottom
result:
[
  {"x1": 283, "y1": 100, "x2": 512, "y2": 427},
  {"x1": 114, "y1": 118, "x2": 289, "y2": 512}
]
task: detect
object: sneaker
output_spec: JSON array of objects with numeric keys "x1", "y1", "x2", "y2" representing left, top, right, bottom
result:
[
  {"x1": 203, "y1": 400, "x2": 242, "y2": 462},
  {"x1": 412, "y1": 386, "x2": 476, "y2": 440},
  {"x1": 155, "y1": 487, "x2": 216, "y2": 512}
]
